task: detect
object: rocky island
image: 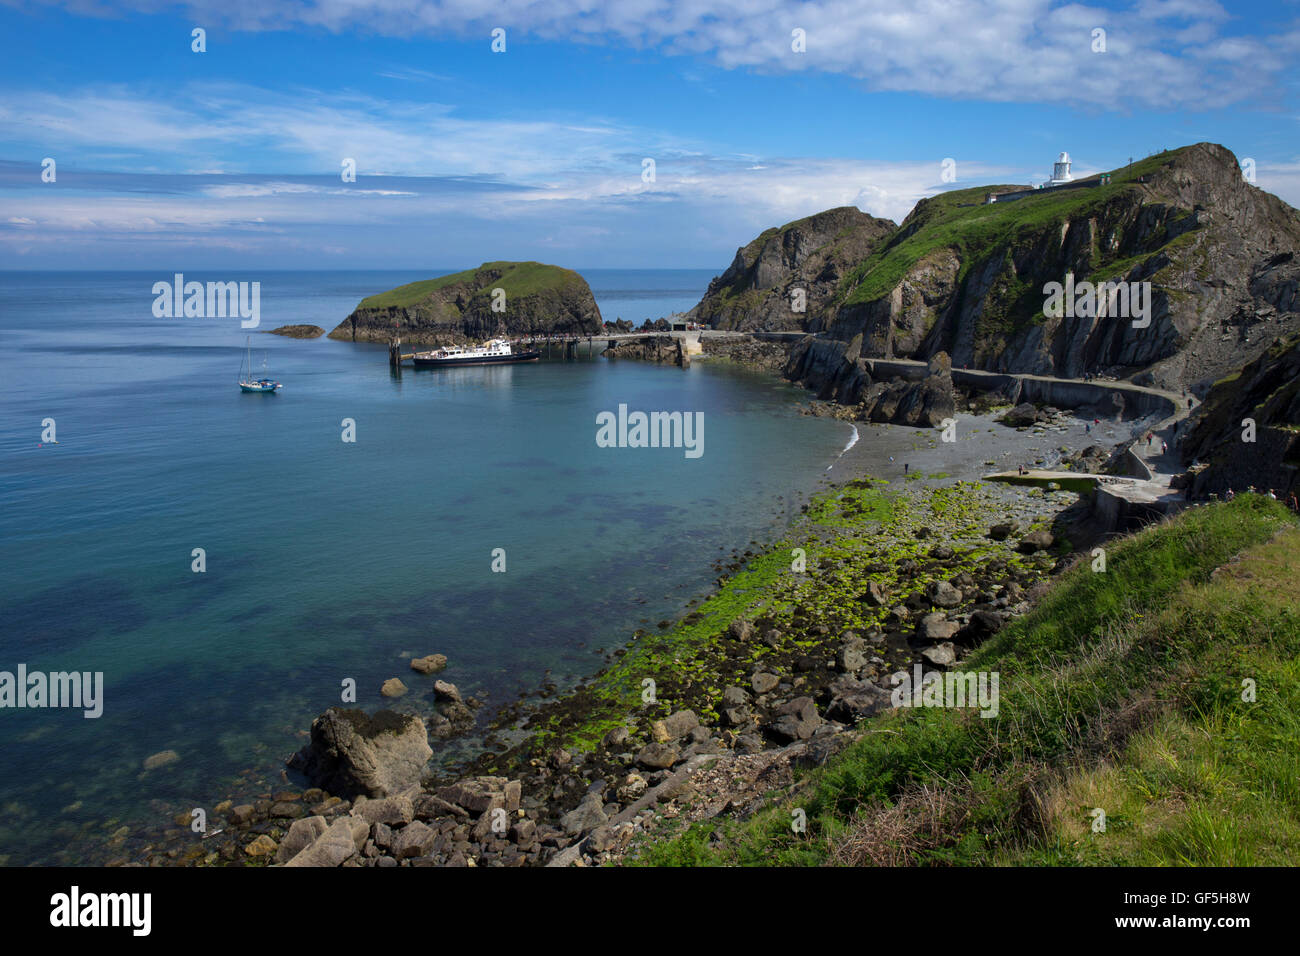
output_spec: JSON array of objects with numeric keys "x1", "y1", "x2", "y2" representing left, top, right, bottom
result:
[{"x1": 329, "y1": 260, "x2": 603, "y2": 345}]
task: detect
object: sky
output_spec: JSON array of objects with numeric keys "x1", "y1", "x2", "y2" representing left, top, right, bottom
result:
[{"x1": 1, "y1": 0, "x2": 1298, "y2": 271}]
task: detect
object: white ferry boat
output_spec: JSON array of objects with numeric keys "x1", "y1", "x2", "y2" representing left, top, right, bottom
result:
[{"x1": 411, "y1": 338, "x2": 541, "y2": 368}]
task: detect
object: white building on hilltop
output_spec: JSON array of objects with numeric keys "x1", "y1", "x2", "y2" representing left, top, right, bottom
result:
[{"x1": 1049, "y1": 151, "x2": 1073, "y2": 185}]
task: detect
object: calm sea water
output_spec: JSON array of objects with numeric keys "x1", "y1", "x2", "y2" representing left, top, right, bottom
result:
[{"x1": 0, "y1": 270, "x2": 847, "y2": 865}]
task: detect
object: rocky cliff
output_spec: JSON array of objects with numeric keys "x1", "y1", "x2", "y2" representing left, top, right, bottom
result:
[
  {"x1": 690, "y1": 207, "x2": 897, "y2": 331},
  {"x1": 693, "y1": 144, "x2": 1300, "y2": 394},
  {"x1": 330, "y1": 261, "x2": 603, "y2": 345},
  {"x1": 1179, "y1": 333, "x2": 1300, "y2": 498}
]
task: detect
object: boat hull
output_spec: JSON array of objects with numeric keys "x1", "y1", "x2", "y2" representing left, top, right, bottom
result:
[{"x1": 412, "y1": 350, "x2": 541, "y2": 368}]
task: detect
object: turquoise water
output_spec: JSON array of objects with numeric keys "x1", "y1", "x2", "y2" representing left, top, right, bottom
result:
[{"x1": 0, "y1": 270, "x2": 847, "y2": 865}]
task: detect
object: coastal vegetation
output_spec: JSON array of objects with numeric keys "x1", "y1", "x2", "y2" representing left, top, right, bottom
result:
[
  {"x1": 356, "y1": 261, "x2": 587, "y2": 311},
  {"x1": 629, "y1": 495, "x2": 1299, "y2": 866},
  {"x1": 480, "y1": 475, "x2": 1060, "y2": 771},
  {"x1": 836, "y1": 149, "x2": 1181, "y2": 311}
]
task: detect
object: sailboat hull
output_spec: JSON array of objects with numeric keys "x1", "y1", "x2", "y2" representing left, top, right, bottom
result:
[{"x1": 238, "y1": 336, "x2": 280, "y2": 391}]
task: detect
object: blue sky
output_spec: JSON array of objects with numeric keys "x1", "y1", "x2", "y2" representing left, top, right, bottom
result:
[{"x1": 1, "y1": 0, "x2": 1298, "y2": 270}]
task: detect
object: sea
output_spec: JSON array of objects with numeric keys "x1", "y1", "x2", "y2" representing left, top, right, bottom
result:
[{"x1": 0, "y1": 269, "x2": 853, "y2": 865}]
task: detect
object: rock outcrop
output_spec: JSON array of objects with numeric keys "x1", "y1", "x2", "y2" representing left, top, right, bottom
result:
[
  {"x1": 266, "y1": 324, "x2": 324, "y2": 338},
  {"x1": 690, "y1": 207, "x2": 897, "y2": 331},
  {"x1": 1179, "y1": 333, "x2": 1300, "y2": 498},
  {"x1": 288, "y1": 708, "x2": 433, "y2": 799},
  {"x1": 786, "y1": 339, "x2": 957, "y2": 427},
  {"x1": 329, "y1": 261, "x2": 602, "y2": 345}
]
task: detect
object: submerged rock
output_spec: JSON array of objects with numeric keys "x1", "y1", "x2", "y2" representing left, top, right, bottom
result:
[
  {"x1": 410, "y1": 654, "x2": 448, "y2": 674},
  {"x1": 142, "y1": 750, "x2": 179, "y2": 771},
  {"x1": 433, "y1": 680, "x2": 463, "y2": 703}
]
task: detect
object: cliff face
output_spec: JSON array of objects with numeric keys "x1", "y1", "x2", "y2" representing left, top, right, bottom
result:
[
  {"x1": 330, "y1": 261, "x2": 603, "y2": 345},
  {"x1": 694, "y1": 144, "x2": 1300, "y2": 394},
  {"x1": 785, "y1": 336, "x2": 957, "y2": 427},
  {"x1": 690, "y1": 207, "x2": 897, "y2": 332},
  {"x1": 1179, "y1": 334, "x2": 1300, "y2": 497}
]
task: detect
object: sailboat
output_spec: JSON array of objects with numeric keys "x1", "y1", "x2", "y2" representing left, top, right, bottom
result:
[{"x1": 239, "y1": 337, "x2": 281, "y2": 393}]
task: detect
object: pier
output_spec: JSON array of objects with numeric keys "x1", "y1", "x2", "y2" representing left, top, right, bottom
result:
[{"x1": 386, "y1": 329, "x2": 742, "y2": 367}]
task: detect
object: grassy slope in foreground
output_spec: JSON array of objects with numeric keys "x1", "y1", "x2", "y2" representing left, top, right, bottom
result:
[
  {"x1": 355, "y1": 261, "x2": 585, "y2": 310},
  {"x1": 632, "y1": 494, "x2": 1300, "y2": 866}
]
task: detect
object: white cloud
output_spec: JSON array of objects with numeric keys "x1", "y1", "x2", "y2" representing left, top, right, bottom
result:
[{"x1": 26, "y1": 0, "x2": 1291, "y2": 109}]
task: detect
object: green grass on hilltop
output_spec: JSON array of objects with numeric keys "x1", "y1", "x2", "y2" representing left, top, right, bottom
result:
[
  {"x1": 837, "y1": 149, "x2": 1187, "y2": 312},
  {"x1": 356, "y1": 261, "x2": 583, "y2": 310},
  {"x1": 631, "y1": 494, "x2": 1300, "y2": 866}
]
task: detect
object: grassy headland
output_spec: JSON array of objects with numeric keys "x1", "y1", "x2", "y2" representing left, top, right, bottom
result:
[{"x1": 356, "y1": 261, "x2": 585, "y2": 310}]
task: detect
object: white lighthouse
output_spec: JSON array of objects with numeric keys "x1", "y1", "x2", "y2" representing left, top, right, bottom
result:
[{"x1": 1049, "y1": 151, "x2": 1073, "y2": 185}]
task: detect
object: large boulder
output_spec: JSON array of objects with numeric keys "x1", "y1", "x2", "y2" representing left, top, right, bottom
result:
[
  {"x1": 635, "y1": 742, "x2": 680, "y2": 770},
  {"x1": 917, "y1": 612, "x2": 960, "y2": 643},
  {"x1": 282, "y1": 816, "x2": 367, "y2": 868},
  {"x1": 920, "y1": 642, "x2": 958, "y2": 667},
  {"x1": 1000, "y1": 403, "x2": 1041, "y2": 427},
  {"x1": 288, "y1": 708, "x2": 432, "y2": 799},
  {"x1": 436, "y1": 777, "x2": 521, "y2": 815},
  {"x1": 275, "y1": 816, "x2": 329, "y2": 864},
  {"x1": 957, "y1": 609, "x2": 1007, "y2": 646},
  {"x1": 766, "y1": 697, "x2": 823, "y2": 742},
  {"x1": 929, "y1": 580, "x2": 964, "y2": 608},
  {"x1": 650, "y1": 710, "x2": 699, "y2": 742},
  {"x1": 561, "y1": 794, "x2": 609, "y2": 836},
  {"x1": 824, "y1": 678, "x2": 893, "y2": 723},
  {"x1": 1018, "y1": 529, "x2": 1055, "y2": 553},
  {"x1": 410, "y1": 654, "x2": 448, "y2": 674}
]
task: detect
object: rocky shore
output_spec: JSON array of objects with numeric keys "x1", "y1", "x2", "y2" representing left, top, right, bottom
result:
[{"x1": 120, "y1": 442, "x2": 1090, "y2": 866}]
